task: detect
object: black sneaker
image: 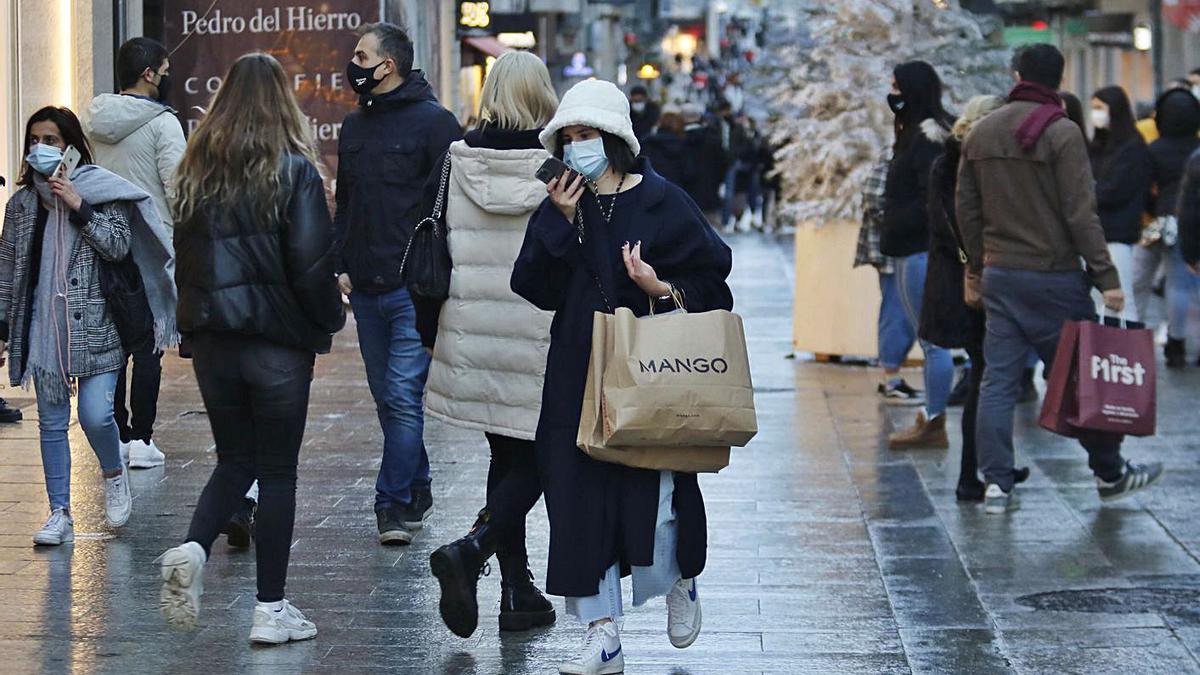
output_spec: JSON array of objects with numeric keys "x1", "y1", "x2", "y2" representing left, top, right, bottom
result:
[
  {"x1": 0, "y1": 398, "x2": 22, "y2": 424},
  {"x1": 406, "y1": 485, "x2": 434, "y2": 529},
  {"x1": 377, "y1": 506, "x2": 413, "y2": 546},
  {"x1": 947, "y1": 369, "x2": 971, "y2": 408},
  {"x1": 878, "y1": 379, "x2": 924, "y2": 406},
  {"x1": 223, "y1": 498, "x2": 255, "y2": 549},
  {"x1": 1097, "y1": 461, "x2": 1164, "y2": 502}
]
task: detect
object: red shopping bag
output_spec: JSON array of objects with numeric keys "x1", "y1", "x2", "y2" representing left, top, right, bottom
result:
[
  {"x1": 1039, "y1": 319, "x2": 1157, "y2": 437},
  {"x1": 1039, "y1": 321, "x2": 1081, "y2": 436},
  {"x1": 1069, "y1": 320, "x2": 1156, "y2": 436}
]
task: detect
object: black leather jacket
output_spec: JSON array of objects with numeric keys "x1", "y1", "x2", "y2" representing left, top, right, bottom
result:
[{"x1": 175, "y1": 153, "x2": 346, "y2": 353}]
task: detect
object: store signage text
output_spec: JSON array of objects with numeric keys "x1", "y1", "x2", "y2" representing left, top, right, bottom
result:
[{"x1": 181, "y1": 6, "x2": 365, "y2": 35}]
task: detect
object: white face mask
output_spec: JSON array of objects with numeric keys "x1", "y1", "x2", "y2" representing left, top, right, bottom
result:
[{"x1": 1091, "y1": 109, "x2": 1110, "y2": 130}]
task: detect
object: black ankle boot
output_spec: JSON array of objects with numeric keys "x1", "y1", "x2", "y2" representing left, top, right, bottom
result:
[
  {"x1": 497, "y1": 548, "x2": 556, "y2": 632},
  {"x1": 430, "y1": 510, "x2": 499, "y2": 638},
  {"x1": 1166, "y1": 338, "x2": 1186, "y2": 369}
]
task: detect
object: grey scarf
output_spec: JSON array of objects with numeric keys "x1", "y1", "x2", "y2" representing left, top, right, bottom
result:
[
  {"x1": 28, "y1": 166, "x2": 178, "y2": 401},
  {"x1": 28, "y1": 180, "x2": 78, "y2": 403}
]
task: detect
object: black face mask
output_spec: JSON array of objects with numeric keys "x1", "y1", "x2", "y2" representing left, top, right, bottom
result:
[
  {"x1": 155, "y1": 73, "x2": 173, "y2": 103},
  {"x1": 887, "y1": 93, "x2": 906, "y2": 115},
  {"x1": 347, "y1": 60, "x2": 386, "y2": 95}
]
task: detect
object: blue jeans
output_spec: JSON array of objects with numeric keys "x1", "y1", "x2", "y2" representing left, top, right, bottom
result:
[
  {"x1": 878, "y1": 272, "x2": 915, "y2": 370},
  {"x1": 36, "y1": 371, "x2": 122, "y2": 511},
  {"x1": 1166, "y1": 246, "x2": 1200, "y2": 340},
  {"x1": 893, "y1": 253, "x2": 954, "y2": 417},
  {"x1": 977, "y1": 267, "x2": 1125, "y2": 491},
  {"x1": 350, "y1": 287, "x2": 432, "y2": 511}
]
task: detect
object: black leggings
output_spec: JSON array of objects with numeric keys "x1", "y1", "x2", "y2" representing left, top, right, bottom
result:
[
  {"x1": 961, "y1": 331, "x2": 985, "y2": 488},
  {"x1": 184, "y1": 333, "x2": 315, "y2": 603},
  {"x1": 483, "y1": 433, "x2": 543, "y2": 571}
]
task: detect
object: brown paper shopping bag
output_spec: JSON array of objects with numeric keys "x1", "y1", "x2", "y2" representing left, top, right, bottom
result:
[
  {"x1": 599, "y1": 307, "x2": 757, "y2": 447},
  {"x1": 577, "y1": 311, "x2": 730, "y2": 473}
]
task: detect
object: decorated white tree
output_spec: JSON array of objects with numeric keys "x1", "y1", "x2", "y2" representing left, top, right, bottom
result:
[{"x1": 750, "y1": 0, "x2": 1014, "y2": 225}]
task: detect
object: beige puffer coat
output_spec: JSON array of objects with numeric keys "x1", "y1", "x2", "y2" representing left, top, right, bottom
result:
[{"x1": 424, "y1": 140, "x2": 553, "y2": 441}]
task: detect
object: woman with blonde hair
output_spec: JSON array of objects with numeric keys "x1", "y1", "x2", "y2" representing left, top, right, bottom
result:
[
  {"x1": 423, "y1": 50, "x2": 560, "y2": 638},
  {"x1": 156, "y1": 52, "x2": 345, "y2": 643},
  {"x1": 921, "y1": 94, "x2": 1028, "y2": 500}
]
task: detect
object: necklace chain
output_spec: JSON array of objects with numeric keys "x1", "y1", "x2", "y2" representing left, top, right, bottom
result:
[{"x1": 575, "y1": 173, "x2": 626, "y2": 244}]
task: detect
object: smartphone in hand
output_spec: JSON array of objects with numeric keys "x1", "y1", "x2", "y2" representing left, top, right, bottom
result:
[
  {"x1": 535, "y1": 156, "x2": 577, "y2": 185},
  {"x1": 55, "y1": 145, "x2": 81, "y2": 180}
]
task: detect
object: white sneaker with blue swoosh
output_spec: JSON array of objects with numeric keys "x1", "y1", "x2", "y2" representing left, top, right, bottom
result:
[
  {"x1": 667, "y1": 577, "x2": 702, "y2": 648},
  {"x1": 559, "y1": 620, "x2": 623, "y2": 674}
]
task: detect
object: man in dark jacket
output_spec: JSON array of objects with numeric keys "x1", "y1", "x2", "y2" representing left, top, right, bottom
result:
[
  {"x1": 334, "y1": 22, "x2": 462, "y2": 545},
  {"x1": 628, "y1": 85, "x2": 661, "y2": 141},
  {"x1": 957, "y1": 44, "x2": 1162, "y2": 515}
]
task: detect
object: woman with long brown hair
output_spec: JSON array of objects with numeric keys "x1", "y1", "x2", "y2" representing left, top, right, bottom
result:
[{"x1": 156, "y1": 52, "x2": 345, "y2": 644}]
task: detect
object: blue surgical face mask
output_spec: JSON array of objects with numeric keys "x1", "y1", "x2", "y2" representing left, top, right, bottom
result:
[
  {"x1": 25, "y1": 143, "x2": 63, "y2": 176},
  {"x1": 563, "y1": 137, "x2": 609, "y2": 181}
]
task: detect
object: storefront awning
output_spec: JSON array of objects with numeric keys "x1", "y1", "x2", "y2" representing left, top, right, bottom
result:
[{"x1": 465, "y1": 36, "x2": 513, "y2": 58}]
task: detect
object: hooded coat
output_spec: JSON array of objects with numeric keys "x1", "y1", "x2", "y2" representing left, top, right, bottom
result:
[
  {"x1": 84, "y1": 93, "x2": 186, "y2": 229},
  {"x1": 334, "y1": 71, "x2": 462, "y2": 294},
  {"x1": 510, "y1": 157, "x2": 732, "y2": 598},
  {"x1": 881, "y1": 62, "x2": 953, "y2": 258},
  {"x1": 1148, "y1": 89, "x2": 1200, "y2": 218},
  {"x1": 423, "y1": 127, "x2": 553, "y2": 441}
]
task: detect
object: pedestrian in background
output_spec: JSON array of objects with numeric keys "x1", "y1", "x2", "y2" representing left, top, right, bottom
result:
[
  {"x1": 640, "y1": 110, "x2": 693, "y2": 190},
  {"x1": 420, "y1": 50, "x2": 558, "y2": 639},
  {"x1": 682, "y1": 104, "x2": 727, "y2": 228},
  {"x1": 880, "y1": 60, "x2": 955, "y2": 450},
  {"x1": 157, "y1": 52, "x2": 345, "y2": 643},
  {"x1": 334, "y1": 23, "x2": 462, "y2": 546},
  {"x1": 628, "y1": 84, "x2": 660, "y2": 141},
  {"x1": 1090, "y1": 85, "x2": 1151, "y2": 321},
  {"x1": 2, "y1": 106, "x2": 172, "y2": 545},
  {"x1": 958, "y1": 44, "x2": 1162, "y2": 515},
  {"x1": 511, "y1": 79, "x2": 730, "y2": 674},
  {"x1": 858, "y1": 150, "x2": 921, "y2": 405},
  {"x1": 1139, "y1": 87, "x2": 1200, "y2": 367},
  {"x1": 85, "y1": 37, "x2": 183, "y2": 471}
]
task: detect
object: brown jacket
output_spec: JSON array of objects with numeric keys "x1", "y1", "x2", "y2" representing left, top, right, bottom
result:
[{"x1": 957, "y1": 100, "x2": 1119, "y2": 291}]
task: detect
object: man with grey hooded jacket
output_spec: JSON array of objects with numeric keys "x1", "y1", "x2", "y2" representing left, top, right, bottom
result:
[{"x1": 84, "y1": 37, "x2": 183, "y2": 471}]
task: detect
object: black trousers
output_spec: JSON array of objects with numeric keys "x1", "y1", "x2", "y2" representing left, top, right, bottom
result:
[
  {"x1": 114, "y1": 346, "x2": 163, "y2": 443},
  {"x1": 962, "y1": 328, "x2": 985, "y2": 489},
  {"x1": 184, "y1": 332, "x2": 315, "y2": 603},
  {"x1": 483, "y1": 433, "x2": 543, "y2": 577}
]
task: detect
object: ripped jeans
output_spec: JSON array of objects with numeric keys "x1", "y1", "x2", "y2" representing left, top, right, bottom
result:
[{"x1": 35, "y1": 370, "x2": 123, "y2": 511}]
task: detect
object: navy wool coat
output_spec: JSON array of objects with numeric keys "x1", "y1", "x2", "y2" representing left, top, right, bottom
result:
[{"x1": 511, "y1": 158, "x2": 733, "y2": 598}]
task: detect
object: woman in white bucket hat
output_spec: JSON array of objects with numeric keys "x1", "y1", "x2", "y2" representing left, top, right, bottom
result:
[{"x1": 511, "y1": 78, "x2": 734, "y2": 675}]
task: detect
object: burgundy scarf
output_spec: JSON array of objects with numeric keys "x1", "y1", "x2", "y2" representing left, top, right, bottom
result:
[{"x1": 1010, "y1": 81, "x2": 1067, "y2": 151}]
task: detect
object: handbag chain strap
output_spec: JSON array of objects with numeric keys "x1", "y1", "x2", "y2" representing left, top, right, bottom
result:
[{"x1": 399, "y1": 153, "x2": 452, "y2": 278}]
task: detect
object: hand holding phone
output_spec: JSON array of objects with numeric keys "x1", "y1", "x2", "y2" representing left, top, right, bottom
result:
[{"x1": 536, "y1": 156, "x2": 577, "y2": 185}]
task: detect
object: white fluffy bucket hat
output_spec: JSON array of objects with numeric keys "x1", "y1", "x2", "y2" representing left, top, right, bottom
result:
[{"x1": 539, "y1": 79, "x2": 640, "y2": 157}]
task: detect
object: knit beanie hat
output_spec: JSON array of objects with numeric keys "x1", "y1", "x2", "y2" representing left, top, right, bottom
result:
[{"x1": 539, "y1": 79, "x2": 641, "y2": 157}]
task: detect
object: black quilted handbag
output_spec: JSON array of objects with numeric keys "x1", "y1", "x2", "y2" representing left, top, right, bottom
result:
[{"x1": 400, "y1": 154, "x2": 452, "y2": 301}]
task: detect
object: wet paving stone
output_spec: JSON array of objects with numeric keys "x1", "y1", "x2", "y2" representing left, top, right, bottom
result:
[{"x1": 0, "y1": 234, "x2": 1199, "y2": 673}]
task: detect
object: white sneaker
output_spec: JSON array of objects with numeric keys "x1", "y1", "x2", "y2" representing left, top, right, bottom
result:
[
  {"x1": 666, "y1": 577, "x2": 702, "y2": 649},
  {"x1": 158, "y1": 541, "x2": 206, "y2": 628},
  {"x1": 249, "y1": 600, "x2": 318, "y2": 645},
  {"x1": 736, "y1": 209, "x2": 753, "y2": 232},
  {"x1": 33, "y1": 509, "x2": 74, "y2": 546},
  {"x1": 127, "y1": 439, "x2": 165, "y2": 469},
  {"x1": 559, "y1": 621, "x2": 623, "y2": 675},
  {"x1": 104, "y1": 468, "x2": 132, "y2": 528}
]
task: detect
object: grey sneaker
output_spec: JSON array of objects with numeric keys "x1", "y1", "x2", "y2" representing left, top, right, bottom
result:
[
  {"x1": 404, "y1": 486, "x2": 434, "y2": 529},
  {"x1": 377, "y1": 507, "x2": 413, "y2": 546},
  {"x1": 984, "y1": 484, "x2": 1017, "y2": 515},
  {"x1": 104, "y1": 467, "x2": 133, "y2": 528},
  {"x1": 33, "y1": 509, "x2": 74, "y2": 546},
  {"x1": 249, "y1": 599, "x2": 318, "y2": 645},
  {"x1": 1097, "y1": 461, "x2": 1164, "y2": 502}
]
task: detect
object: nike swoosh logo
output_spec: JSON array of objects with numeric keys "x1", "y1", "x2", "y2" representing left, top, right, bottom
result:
[
  {"x1": 601, "y1": 646, "x2": 621, "y2": 662},
  {"x1": 688, "y1": 581, "x2": 697, "y2": 602}
]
